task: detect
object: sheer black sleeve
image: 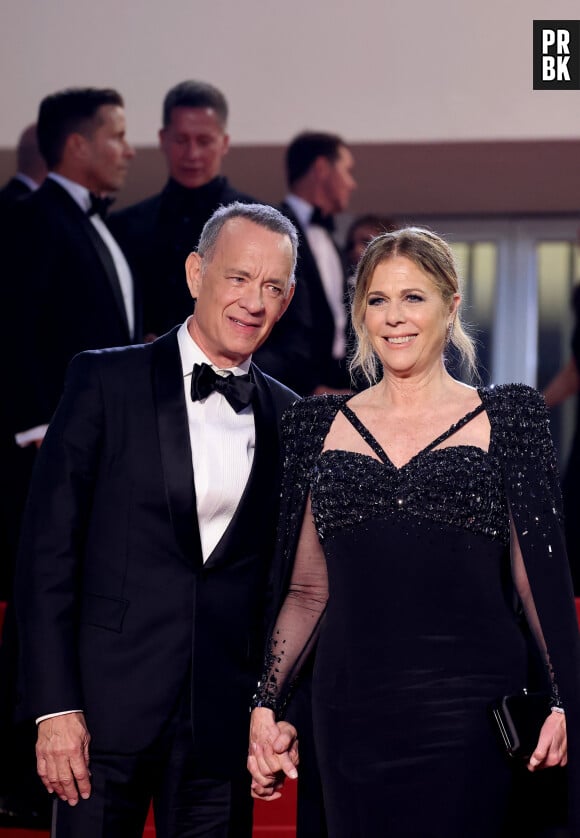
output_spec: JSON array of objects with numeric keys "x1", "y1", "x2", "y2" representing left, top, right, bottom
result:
[
  {"x1": 253, "y1": 495, "x2": 328, "y2": 715},
  {"x1": 252, "y1": 396, "x2": 345, "y2": 716}
]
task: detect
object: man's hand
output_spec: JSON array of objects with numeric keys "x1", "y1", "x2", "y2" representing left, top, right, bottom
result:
[
  {"x1": 36, "y1": 712, "x2": 91, "y2": 805},
  {"x1": 248, "y1": 708, "x2": 298, "y2": 800},
  {"x1": 528, "y1": 710, "x2": 567, "y2": 772}
]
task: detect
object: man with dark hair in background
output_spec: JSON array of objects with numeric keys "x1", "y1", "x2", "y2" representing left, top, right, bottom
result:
[
  {"x1": 6, "y1": 86, "x2": 138, "y2": 442},
  {"x1": 0, "y1": 86, "x2": 137, "y2": 829},
  {"x1": 110, "y1": 79, "x2": 256, "y2": 339},
  {"x1": 254, "y1": 131, "x2": 357, "y2": 397}
]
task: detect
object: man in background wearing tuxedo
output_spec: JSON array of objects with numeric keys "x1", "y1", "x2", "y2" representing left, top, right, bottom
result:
[
  {"x1": 0, "y1": 87, "x2": 137, "y2": 828},
  {"x1": 110, "y1": 79, "x2": 255, "y2": 340},
  {"x1": 15, "y1": 202, "x2": 298, "y2": 838},
  {"x1": 6, "y1": 86, "x2": 138, "y2": 444},
  {"x1": 254, "y1": 131, "x2": 357, "y2": 397}
]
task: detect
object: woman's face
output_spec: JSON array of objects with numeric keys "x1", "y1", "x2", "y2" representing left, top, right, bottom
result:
[{"x1": 363, "y1": 255, "x2": 459, "y2": 379}]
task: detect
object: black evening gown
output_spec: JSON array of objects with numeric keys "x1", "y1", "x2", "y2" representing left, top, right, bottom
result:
[
  {"x1": 255, "y1": 391, "x2": 576, "y2": 838},
  {"x1": 309, "y1": 404, "x2": 524, "y2": 837}
]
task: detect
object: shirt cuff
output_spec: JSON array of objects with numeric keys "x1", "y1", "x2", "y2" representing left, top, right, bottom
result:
[
  {"x1": 36, "y1": 710, "x2": 82, "y2": 725},
  {"x1": 15, "y1": 425, "x2": 48, "y2": 447}
]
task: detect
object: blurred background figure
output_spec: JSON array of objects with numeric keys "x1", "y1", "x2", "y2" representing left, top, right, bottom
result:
[
  {"x1": 0, "y1": 123, "x2": 47, "y2": 214},
  {"x1": 0, "y1": 87, "x2": 137, "y2": 830},
  {"x1": 0, "y1": 124, "x2": 48, "y2": 828},
  {"x1": 344, "y1": 213, "x2": 398, "y2": 278},
  {"x1": 543, "y1": 283, "x2": 580, "y2": 594},
  {"x1": 110, "y1": 80, "x2": 255, "y2": 339},
  {"x1": 254, "y1": 131, "x2": 357, "y2": 397},
  {"x1": 0, "y1": 123, "x2": 47, "y2": 600}
]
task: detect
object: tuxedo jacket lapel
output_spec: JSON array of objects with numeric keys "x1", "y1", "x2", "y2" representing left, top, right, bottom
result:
[
  {"x1": 82, "y1": 220, "x2": 131, "y2": 336},
  {"x1": 152, "y1": 328, "x2": 203, "y2": 568},
  {"x1": 43, "y1": 180, "x2": 131, "y2": 338}
]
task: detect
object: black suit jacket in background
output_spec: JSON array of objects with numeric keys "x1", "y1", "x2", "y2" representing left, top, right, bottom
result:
[
  {"x1": 109, "y1": 176, "x2": 256, "y2": 337},
  {"x1": 253, "y1": 200, "x2": 351, "y2": 396},
  {"x1": 3, "y1": 177, "x2": 140, "y2": 433},
  {"x1": 15, "y1": 328, "x2": 297, "y2": 776},
  {"x1": 0, "y1": 177, "x2": 32, "y2": 212}
]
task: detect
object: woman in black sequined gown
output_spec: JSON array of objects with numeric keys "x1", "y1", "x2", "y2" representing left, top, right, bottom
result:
[{"x1": 248, "y1": 228, "x2": 580, "y2": 838}]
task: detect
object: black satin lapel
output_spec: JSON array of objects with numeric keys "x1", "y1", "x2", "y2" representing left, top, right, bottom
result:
[
  {"x1": 82, "y1": 220, "x2": 131, "y2": 336},
  {"x1": 204, "y1": 367, "x2": 280, "y2": 568},
  {"x1": 152, "y1": 329, "x2": 202, "y2": 567},
  {"x1": 44, "y1": 180, "x2": 130, "y2": 336}
]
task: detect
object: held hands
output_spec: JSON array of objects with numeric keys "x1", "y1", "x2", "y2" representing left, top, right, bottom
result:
[
  {"x1": 248, "y1": 707, "x2": 299, "y2": 800},
  {"x1": 528, "y1": 709, "x2": 567, "y2": 772},
  {"x1": 36, "y1": 712, "x2": 91, "y2": 805}
]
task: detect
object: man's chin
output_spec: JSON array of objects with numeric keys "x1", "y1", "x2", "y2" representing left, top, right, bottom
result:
[{"x1": 175, "y1": 173, "x2": 211, "y2": 190}]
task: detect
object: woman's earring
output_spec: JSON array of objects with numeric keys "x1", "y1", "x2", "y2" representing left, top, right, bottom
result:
[{"x1": 446, "y1": 320, "x2": 454, "y2": 344}]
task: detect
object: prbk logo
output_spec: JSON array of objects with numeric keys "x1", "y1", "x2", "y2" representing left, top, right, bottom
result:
[{"x1": 533, "y1": 21, "x2": 580, "y2": 89}]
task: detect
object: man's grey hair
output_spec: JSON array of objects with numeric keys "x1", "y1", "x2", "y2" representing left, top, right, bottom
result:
[{"x1": 197, "y1": 202, "x2": 298, "y2": 288}]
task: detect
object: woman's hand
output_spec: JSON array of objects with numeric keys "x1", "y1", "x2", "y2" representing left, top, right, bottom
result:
[
  {"x1": 248, "y1": 708, "x2": 298, "y2": 800},
  {"x1": 528, "y1": 710, "x2": 567, "y2": 772}
]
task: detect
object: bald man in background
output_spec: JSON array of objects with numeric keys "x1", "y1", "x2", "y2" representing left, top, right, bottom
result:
[{"x1": 0, "y1": 124, "x2": 47, "y2": 213}]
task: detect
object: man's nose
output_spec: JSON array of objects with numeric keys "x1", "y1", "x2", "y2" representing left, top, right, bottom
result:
[
  {"x1": 240, "y1": 284, "x2": 265, "y2": 313},
  {"x1": 185, "y1": 140, "x2": 200, "y2": 158}
]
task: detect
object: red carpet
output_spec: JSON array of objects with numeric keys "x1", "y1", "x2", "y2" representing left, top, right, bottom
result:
[
  {"x1": 0, "y1": 600, "x2": 297, "y2": 836},
  {"x1": 0, "y1": 784, "x2": 297, "y2": 837}
]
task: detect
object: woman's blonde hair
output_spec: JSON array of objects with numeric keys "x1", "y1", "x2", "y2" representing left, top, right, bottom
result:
[{"x1": 349, "y1": 227, "x2": 477, "y2": 385}]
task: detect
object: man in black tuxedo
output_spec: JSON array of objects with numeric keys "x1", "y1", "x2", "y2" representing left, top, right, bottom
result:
[
  {"x1": 0, "y1": 89, "x2": 137, "y2": 829},
  {"x1": 15, "y1": 202, "x2": 299, "y2": 838},
  {"x1": 0, "y1": 123, "x2": 47, "y2": 215},
  {"x1": 6, "y1": 87, "x2": 138, "y2": 442},
  {"x1": 110, "y1": 80, "x2": 255, "y2": 339},
  {"x1": 254, "y1": 131, "x2": 357, "y2": 396}
]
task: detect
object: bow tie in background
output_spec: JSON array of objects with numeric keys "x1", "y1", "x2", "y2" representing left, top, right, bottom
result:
[
  {"x1": 190, "y1": 362, "x2": 256, "y2": 413},
  {"x1": 310, "y1": 206, "x2": 335, "y2": 233},
  {"x1": 87, "y1": 193, "x2": 115, "y2": 219}
]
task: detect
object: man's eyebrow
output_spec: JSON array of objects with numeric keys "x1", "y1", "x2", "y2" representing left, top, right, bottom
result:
[{"x1": 225, "y1": 268, "x2": 286, "y2": 286}]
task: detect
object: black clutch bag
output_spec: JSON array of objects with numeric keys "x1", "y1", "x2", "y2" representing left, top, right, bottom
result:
[{"x1": 490, "y1": 689, "x2": 551, "y2": 759}]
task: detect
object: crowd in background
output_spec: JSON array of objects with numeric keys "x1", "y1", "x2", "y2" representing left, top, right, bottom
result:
[{"x1": 0, "y1": 78, "x2": 578, "y2": 838}]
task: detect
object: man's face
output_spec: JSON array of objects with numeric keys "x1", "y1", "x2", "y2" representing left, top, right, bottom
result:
[
  {"x1": 185, "y1": 217, "x2": 295, "y2": 368},
  {"x1": 159, "y1": 106, "x2": 230, "y2": 189},
  {"x1": 82, "y1": 105, "x2": 134, "y2": 193},
  {"x1": 320, "y1": 145, "x2": 357, "y2": 214}
]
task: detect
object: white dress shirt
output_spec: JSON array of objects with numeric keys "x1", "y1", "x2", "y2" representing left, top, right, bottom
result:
[
  {"x1": 14, "y1": 172, "x2": 41, "y2": 191},
  {"x1": 285, "y1": 193, "x2": 347, "y2": 360},
  {"x1": 178, "y1": 319, "x2": 255, "y2": 561}
]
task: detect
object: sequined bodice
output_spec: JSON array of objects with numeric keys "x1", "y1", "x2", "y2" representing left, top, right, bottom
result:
[
  {"x1": 310, "y1": 403, "x2": 510, "y2": 544},
  {"x1": 311, "y1": 446, "x2": 509, "y2": 544}
]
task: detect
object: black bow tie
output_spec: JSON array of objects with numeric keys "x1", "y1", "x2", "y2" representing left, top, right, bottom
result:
[
  {"x1": 190, "y1": 363, "x2": 256, "y2": 413},
  {"x1": 310, "y1": 206, "x2": 335, "y2": 233},
  {"x1": 87, "y1": 193, "x2": 114, "y2": 219}
]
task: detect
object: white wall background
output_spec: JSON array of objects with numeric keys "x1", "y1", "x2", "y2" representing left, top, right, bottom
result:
[{"x1": 1, "y1": 0, "x2": 580, "y2": 147}]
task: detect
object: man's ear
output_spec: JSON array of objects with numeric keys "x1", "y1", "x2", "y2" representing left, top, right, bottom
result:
[
  {"x1": 185, "y1": 252, "x2": 203, "y2": 299},
  {"x1": 66, "y1": 132, "x2": 88, "y2": 162},
  {"x1": 313, "y1": 155, "x2": 330, "y2": 180}
]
